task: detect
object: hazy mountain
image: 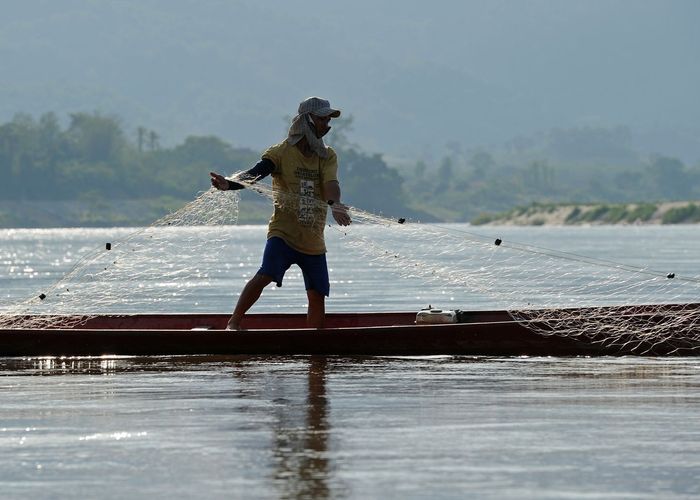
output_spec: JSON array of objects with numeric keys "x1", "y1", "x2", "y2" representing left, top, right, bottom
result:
[{"x1": 1, "y1": 0, "x2": 698, "y2": 162}]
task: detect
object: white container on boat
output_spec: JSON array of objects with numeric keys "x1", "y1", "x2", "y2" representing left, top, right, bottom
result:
[{"x1": 415, "y1": 309, "x2": 458, "y2": 324}]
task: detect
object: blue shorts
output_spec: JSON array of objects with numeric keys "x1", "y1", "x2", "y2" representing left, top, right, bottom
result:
[{"x1": 258, "y1": 237, "x2": 330, "y2": 296}]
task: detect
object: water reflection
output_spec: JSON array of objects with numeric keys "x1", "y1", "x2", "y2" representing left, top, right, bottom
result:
[
  {"x1": 1, "y1": 354, "x2": 345, "y2": 497},
  {"x1": 1, "y1": 355, "x2": 698, "y2": 498},
  {"x1": 218, "y1": 356, "x2": 341, "y2": 498},
  {"x1": 269, "y1": 357, "x2": 337, "y2": 499},
  {"x1": 1, "y1": 356, "x2": 124, "y2": 375}
]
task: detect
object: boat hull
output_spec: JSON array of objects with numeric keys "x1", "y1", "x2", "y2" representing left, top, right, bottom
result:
[{"x1": 1, "y1": 310, "x2": 695, "y2": 357}]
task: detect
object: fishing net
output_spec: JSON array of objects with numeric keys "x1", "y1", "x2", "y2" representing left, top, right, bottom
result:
[
  {"x1": 1, "y1": 174, "x2": 699, "y2": 355},
  {"x1": 333, "y1": 215, "x2": 700, "y2": 355},
  {"x1": 0, "y1": 189, "x2": 240, "y2": 330}
]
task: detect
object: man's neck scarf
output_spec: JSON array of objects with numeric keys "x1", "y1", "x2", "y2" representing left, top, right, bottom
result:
[{"x1": 286, "y1": 113, "x2": 329, "y2": 158}]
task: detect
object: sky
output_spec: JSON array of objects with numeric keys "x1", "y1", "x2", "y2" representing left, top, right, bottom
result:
[{"x1": 1, "y1": 0, "x2": 698, "y2": 162}]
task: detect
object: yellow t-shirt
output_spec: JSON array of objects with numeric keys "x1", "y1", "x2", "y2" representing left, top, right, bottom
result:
[{"x1": 262, "y1": 141, "x2": 339, "y2": 254}]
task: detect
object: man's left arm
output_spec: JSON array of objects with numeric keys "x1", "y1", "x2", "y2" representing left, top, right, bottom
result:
[{"x1": 324, "y1": 180, "x2": 351, "y2": 226}]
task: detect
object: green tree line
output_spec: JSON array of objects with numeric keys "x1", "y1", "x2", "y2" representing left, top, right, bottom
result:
[
  {"x1": 404, "y1": 141, "x2": 700, "y2": 221},
  {"x1": 1, "y1": 112, "x2": 699, "y2": 226},
  {"x1": 0, "y1": 112, "x2": 258, "y2": 201},
  {"x1": 0, "y1": 112, "x2": 417, "y2": 226}
]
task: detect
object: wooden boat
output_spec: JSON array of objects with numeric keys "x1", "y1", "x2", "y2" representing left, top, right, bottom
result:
[{"x1": 1, "y1": 305, "x2": 698, "y2": 357}]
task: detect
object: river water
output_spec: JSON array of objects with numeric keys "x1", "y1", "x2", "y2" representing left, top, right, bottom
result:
[{"x1": 1, "y1": 225, "x2": 700, "y2": 499}]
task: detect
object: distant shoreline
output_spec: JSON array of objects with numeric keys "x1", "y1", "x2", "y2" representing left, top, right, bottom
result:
[
  {"x1": 3, "y1": 199, "x2": 700, "y2": 228},
  {"x1": 0, "y1": 198, "x2": 273, "y2": 228},
  {"x1": 472, "y1": 201, "x2": 700, "y2": 226}
]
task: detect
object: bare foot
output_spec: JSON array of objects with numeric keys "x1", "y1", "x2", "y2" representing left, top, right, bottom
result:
[{"x1": 225, "y1": 321, "x2": 242, "y2": 331}]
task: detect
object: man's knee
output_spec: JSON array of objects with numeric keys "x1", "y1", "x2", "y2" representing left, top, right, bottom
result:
[{"x1": 250, "y1": 273, "x2": 274, "y2": 288}]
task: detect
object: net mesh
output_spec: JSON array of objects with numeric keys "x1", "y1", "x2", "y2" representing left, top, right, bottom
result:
[
  {"x1": 0, "y1": 189, "x2": 240, "y2": 330},
  {"x1": 1, "y1": 175, "x2": 699, "y2": 355}
]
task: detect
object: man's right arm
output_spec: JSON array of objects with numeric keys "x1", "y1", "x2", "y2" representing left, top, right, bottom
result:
[{"x1": 210, "y1": 158, "x2": 276, "y2": 191}]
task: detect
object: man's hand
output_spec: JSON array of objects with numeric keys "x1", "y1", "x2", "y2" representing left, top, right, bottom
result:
[
  {"x1": 330, "y1": 202, "x2": 352, "y2": 226},
  {"x1": 210, "y1": 172, "x2": 229, "y2": 190}
]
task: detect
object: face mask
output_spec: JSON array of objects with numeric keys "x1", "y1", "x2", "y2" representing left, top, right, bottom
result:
[{"x1": 308, "y1": 115, "x2": 331, "y2": 138}]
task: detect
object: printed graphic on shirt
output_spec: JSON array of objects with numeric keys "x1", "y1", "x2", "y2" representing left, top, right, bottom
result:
[
  {"x1": 299, "y1": 178, "x2": 316, "y2": 226},
  {"x1": 294, "y1": 167, "x2": 320, "y2": 181}
]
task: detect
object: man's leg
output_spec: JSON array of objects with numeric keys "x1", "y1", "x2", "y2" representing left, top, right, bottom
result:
[
  {"x1": 227, "y1": 273, "x2": 274, "y2": 330},
  {"x1": 306, "y1": 289, "x2": 326, "y2": 329},
  {"x1": 299, "y1": 251, "x2": 329, "y2": 329}
]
